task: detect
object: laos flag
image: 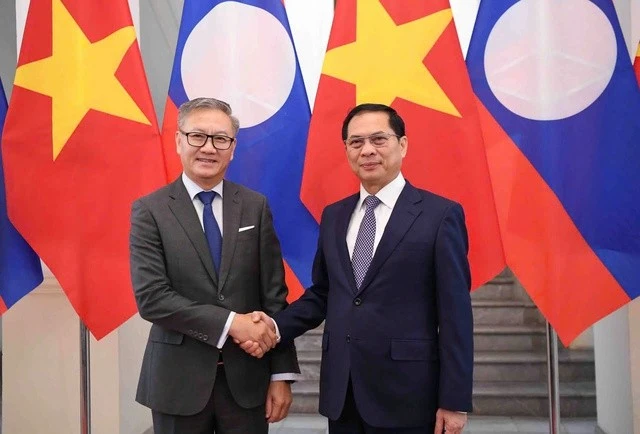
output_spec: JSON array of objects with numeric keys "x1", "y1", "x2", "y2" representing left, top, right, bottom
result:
[
  {"x1": 161, "y1": 0, "x2": 318, "y2": 300},
  {"x1": 0, "y1": 79, "x2": 43, "y2": 313},
  {"x1": 467, "y1": 0, "x2": 640, "y2": 344}
]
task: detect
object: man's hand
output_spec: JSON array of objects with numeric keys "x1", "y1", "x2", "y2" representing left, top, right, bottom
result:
[
  {"x1": 234, "y1": 311, "x2": 277, "y2": 358},
  {"x1": 434, "y1": 409, "x2": 467, "y2": 434},
  {"x1": 265, "y1": 380, "x2": 292, "y2": 423},
  {"x1": 228, "y1": 313, "x2": 277, "y2": 356}
]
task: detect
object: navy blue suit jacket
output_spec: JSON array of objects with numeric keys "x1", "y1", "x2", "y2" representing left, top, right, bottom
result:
[{"x1": 274, "y1": 181, "x2": 473, "y2": 428}]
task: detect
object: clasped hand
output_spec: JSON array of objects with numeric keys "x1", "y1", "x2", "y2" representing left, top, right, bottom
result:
[{"x1": 229, "y1": 311, "x2": 276, "y2": 358}]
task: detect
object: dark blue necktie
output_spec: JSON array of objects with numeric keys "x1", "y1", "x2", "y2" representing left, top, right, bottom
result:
[{"x1": 197, "y1": 191, "x2": 222, "y2": 274}]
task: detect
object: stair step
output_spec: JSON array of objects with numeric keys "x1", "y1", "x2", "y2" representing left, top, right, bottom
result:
[
  {"x1": 291, "y1": 381, "x2": 595, "y2": 417},
  {"x1": 294, "y1": 325, "x2": 325, "y2": 352},
  {"x1": 473, "y1": 325, "x2": 546, "y2": 351},
  {"x1": 471, "y1": 281, "x2": 520, "y2": 301},
  {"x1": 472, "y1": 381, "x2": 596, "y2": 417},
  {"x1": 476, "y1": 349, "x2": 593, "y2": 362},
  {"x1": 295, "y1": 350, "x2": 594, "y2": 382},
  {"x1": 493, "y1": 267, "x2": 514, "y2": 281},
  {"x1": 296, "y1": 349, "x2": 594, "y2": 363},
  {"x1": 472, "y1": 300, "x2": 544, "y2": 325},
  {"x1": 293, "y1": 380, "x2": 596, "y2": 396},
  {"x1": 474, "y1": 325, "x2": 546, "y2": 334},
  {"x1": 290, "y1": 380, "x2": 322, "y2": 413},
  {"x1": 291, "y1": 380, "x2": 320, "y2": 395},
  {"x1": 298, "y1": 325, "x2": 554, "y2": 353},
  {"x1": 473, "y1": 381, "x2": 595, "y2": 397},
  {"x1": 473, "y1": 350, "x2": 594, "y2": 382}
]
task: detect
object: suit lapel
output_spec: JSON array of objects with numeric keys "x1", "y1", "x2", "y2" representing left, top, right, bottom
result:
[
  {"x1": 337, "y1": 194, "x2": 359, "y2": 292},
  {"x1": 167, "y1": 179, "x2": 218, "y2": 285},
  {"x1": 218, "y1": 181, "x2": 241, "y2": 291},
  {"x1": 356, "y1": 183, "x2": 422, "y2": 296}
]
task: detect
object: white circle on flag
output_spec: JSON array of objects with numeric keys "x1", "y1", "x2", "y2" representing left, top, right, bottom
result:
[
  {"x1": 181, "y1": 2, "x2": 296, "y2": 128},
  {"x1": 484, "y1": 0, "x2": 616, "y2": 121}
]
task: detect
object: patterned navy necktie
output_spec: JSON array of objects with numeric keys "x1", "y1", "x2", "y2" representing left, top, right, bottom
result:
[
  {"x1": 351, "y1": 195, "x2": 381, "y2": 289},
  {"x1": 197, "y1": 191, "x2": 222, "y2": 273}
]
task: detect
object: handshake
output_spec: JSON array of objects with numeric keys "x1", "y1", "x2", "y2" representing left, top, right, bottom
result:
[{"x1": 228, "y1": 311, "x2": 277, "y2": 358}]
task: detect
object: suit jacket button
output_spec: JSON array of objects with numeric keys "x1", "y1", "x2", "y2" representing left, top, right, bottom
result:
[
  {"x1": 353, "y1": 298, "x2": 362, "y2": 306},
  {"x1": 218, "y1": 294, "x2": 225, "y2": 301},
  {"x1": 346, "y1": 335, "x2": 351, "y2": 343},
  {"x1": 203, "y1": 335, "x2": 208, "y2": 341}
]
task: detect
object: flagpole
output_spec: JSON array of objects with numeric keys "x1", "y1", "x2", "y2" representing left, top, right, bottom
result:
[
  {"x1": 80, "y1": 321, "x2": 91, "y2": 434},
  {"x1": 546, "y1": 321, "x2": 560, "y2": 434}
]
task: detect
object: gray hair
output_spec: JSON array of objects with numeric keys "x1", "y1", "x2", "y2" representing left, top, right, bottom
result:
[{"x1": 177, "y1": 97, "x2": 240, "y2": 135}]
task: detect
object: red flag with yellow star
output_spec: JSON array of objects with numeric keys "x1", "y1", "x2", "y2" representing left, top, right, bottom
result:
[
  {"x1": 1, "y1": 0, "x2": 166, "y2": 338},
  {"x1": 301, "y1": 0, "x2": 505, "y2": 288}
]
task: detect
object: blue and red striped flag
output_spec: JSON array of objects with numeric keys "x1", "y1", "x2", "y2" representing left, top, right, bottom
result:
[
  {"x1": 0, "y1": 79, "x2": 43, "y2": 313},
  {"x1": 467, "y1": 0, "x2": 640, "y2": 344},
  {"x1": 161, "y1": 0, "x2": 318, "y2": 300},
  {"x1": 634, "y1": 40, "x2": 640, "y2": 84}
]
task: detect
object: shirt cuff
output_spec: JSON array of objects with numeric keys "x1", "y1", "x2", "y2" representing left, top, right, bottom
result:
[
  {"x1": 271, "y1": 318, "x2": 282, "y2": 343},
  {"x1": 216, "y1": 312, "x2": 235, "y2": 349},
  {"x1": 271, "y1": 373, "x2": 304, "y2": 382}
]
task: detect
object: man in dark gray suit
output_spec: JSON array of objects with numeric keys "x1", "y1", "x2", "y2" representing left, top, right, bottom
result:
[{"x1": 129, "y1": 97, "x2": 300, "y2": 434}]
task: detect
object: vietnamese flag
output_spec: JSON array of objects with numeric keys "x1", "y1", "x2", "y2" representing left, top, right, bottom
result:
[
  {"x1": 1, "y1": 0, "x2": 166, "y2": 338},
  {"x1": 300, "y1": 0, "x2": 505, "y2": 288}
]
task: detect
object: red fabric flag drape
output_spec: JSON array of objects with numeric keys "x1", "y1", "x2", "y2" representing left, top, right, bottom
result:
[
  {"x1": 2, "y1": 0, "x2": 166, "y2": 339},
  {"x1": 300, "y1": 0, "x2": 505, "y2": 288}
]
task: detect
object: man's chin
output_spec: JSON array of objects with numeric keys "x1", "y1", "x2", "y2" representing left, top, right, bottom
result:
[{"x1": 358, "y1": 171, "x2": 382, "y2": 182}]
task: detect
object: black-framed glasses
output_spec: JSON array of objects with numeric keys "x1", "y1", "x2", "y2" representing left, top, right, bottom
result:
[
  {"x1": 180, "y1": 130, "x2": 235, "y2": 150},
  {"x1": 344, "y1": 132, "x2": 400, "y2": 150}
]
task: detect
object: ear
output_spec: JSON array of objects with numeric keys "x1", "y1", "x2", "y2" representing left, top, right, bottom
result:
[
  {"x1": 175, "y1": 130, "x2": 182, "y2": 155},
  {"x1": 229, "y1": 140, "x2": 237, "y2": 161},
  {"x1": 400, "y1": 136, "x2": 408, "y2": 158}
]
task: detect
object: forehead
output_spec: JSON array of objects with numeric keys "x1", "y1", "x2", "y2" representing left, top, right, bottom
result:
[
  {"x1": 347, "y1": 111, "x2": 391, "y2": 135},
  {"x1": 183, "y1": 108, "x2": 233, "y2": 132}
]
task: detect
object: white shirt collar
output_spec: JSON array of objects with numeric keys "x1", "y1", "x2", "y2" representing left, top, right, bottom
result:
[
  {"x1": 181, "y1": 173, "x2": 224, "y2": 200},
  {"x1": 357, "y1": 173, "x2": 406, "y2": 210}
]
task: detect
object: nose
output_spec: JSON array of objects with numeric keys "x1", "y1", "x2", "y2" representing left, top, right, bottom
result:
[
  {"x1": 200, "y1": 138, "x2": 218, "y2": 152},
  {"x1": 360, "y1": 140, "x2": 376, "y2": 155}
]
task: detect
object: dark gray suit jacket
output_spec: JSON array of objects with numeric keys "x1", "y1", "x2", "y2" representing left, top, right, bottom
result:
[{"x1": 130, "y1": 177, "x2": 299, "y2": 416}]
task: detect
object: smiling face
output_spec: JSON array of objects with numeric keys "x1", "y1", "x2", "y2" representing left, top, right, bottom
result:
[
  {"x1": 345, "y1": 111, "x2": 408, "y2": 194},
  {"x1": 176, "y1": 108, "x2": 236, "y2": 190}
]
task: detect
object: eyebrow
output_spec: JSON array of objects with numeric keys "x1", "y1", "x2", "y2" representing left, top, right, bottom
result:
[
  {"x1": 187, "y1": 128, "x2": 232, "y2": 135},
  {"x1": 348, "y1": 130, "x2": 387, "y2": 138}
]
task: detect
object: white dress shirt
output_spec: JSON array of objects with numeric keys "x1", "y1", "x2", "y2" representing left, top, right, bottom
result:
[{"x1": 182, "y1": 173, "x2": 299, "y2": 381}]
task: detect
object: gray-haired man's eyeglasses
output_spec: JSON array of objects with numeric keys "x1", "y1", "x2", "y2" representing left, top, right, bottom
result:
[{"x1": 180, "y1": 130, "x2": 235, "y2": 150}]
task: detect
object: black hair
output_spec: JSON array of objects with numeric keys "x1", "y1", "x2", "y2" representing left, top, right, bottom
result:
[{"x1": 341, "y1": 103, "x2": 405, "y2": 140}]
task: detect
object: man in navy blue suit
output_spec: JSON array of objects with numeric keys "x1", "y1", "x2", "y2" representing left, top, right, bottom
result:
[{"x1": 242, "y1": 103, "x2": 473, "y2": 433}]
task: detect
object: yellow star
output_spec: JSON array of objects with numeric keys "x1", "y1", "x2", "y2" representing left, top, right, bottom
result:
[
  {"x1": 323, "y1": 0, "x2": 460, "y2": 117},
  {"x1": 14, "y1": 0, "x2": 150, "y2": 160}
]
